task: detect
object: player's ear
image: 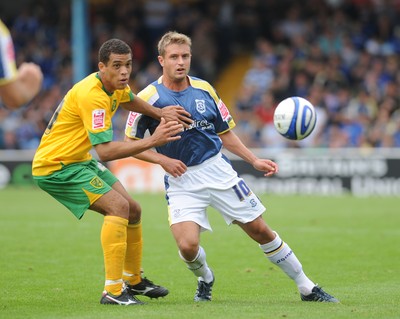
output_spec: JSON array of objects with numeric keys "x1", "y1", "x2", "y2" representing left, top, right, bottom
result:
[
  {"x1": 98, "y1": 61, "x2": 106, "y2": 72},
  {"x1": 158, "y1": 56, "x2": 164, "y2": 67}
]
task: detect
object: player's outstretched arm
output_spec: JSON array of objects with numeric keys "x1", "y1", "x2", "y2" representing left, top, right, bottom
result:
[
  {"x1": 94, "y1": 118, "x2": 182, "y2": 162},
  {"x1": 124, "y1": 136, "x2": 187, "y2": 177},
  {"x1": 121, "y1": 95, "x2": 193, "y2": 128},
  {"x1": 219, "y1": 130, "x2": 278, "y2": 177},
  {"x1": 0, "y1": 62, "x2": 43, "y2": 109}
]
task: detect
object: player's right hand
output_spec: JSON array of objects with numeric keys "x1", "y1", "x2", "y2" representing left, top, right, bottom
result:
[
  {"x1": 151, "y1": 117, "x2": 183, "y2": 146},
  {"x1": 253, "y1": 159, "x2": 279, "y2": 177},
  {"x1": 162, "y1": 105, "x2": 193, "y2": 128}
]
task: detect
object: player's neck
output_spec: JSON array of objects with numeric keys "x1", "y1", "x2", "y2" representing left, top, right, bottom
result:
[
  {"x1": 97, "y1": 72, "x2": 115, "y2": 94},
  {"x1": 161, "y1": 75, "x2": 190, "y2": 92}
]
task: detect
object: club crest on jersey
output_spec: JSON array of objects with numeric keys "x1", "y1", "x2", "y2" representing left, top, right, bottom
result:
[
  {"x1": 92, "y1": 109, "x2": 105, "y2": 129},
  {"x1": 195, "y1": 99, "x2": 206, "y2": 113},
  {"x1": 111, "y1": 100, "x2": 117, "y2": 112},
  {"x1": 90, "y1": 176, "x2": 103, "y2": 188}
]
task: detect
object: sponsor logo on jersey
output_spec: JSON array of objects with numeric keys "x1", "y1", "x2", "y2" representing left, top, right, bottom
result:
[
  {"x1": 6, "y1": 38, "x2": 15, "y2": 61},
  {"x1": 195, "y1": 99, "x2": 206, "y2": 113},
  {"x1": 127, "y1": 112, "x2": 140, "y2": 127},
  {"x1": 92, "y1": 109, "x2": 105, "y2": 129},
  {"x1": 217, "y1": 99, "x2": 231, "y2": 121},
  {"x1": 184, "y1": 119, "x2": 214, "y2": 131}
]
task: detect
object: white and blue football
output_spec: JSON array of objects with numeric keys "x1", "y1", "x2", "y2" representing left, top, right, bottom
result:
[{"x1": 273, "y1": 96, "x2": 317, "y2": 140}]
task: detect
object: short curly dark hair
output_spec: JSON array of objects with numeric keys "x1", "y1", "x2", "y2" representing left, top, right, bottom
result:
[{"x1": 98, "y1": 39, "x2": 132, "y2": 64}]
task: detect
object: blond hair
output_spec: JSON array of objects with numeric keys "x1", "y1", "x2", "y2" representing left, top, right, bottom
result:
[{"x1": 158, "y1": 31, "x2": 192, "y2": 56}]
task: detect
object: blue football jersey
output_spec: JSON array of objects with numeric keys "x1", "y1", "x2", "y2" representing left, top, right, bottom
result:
[{"x1": 125, "y1": 76, "x2": 236, "y2": 166}]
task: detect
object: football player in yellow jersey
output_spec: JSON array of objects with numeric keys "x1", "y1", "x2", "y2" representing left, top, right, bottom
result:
[
  {"x1": 0, "y1": 19, "x2": 43, "y2": 109},
  {"x1": 32, "y1": 38, "x2": 192, "y2": 305}
]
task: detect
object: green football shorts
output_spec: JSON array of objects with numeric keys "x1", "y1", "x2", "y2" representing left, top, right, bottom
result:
[{"x1": 33, "y1": 159, "x2": 118, "y2": 219}]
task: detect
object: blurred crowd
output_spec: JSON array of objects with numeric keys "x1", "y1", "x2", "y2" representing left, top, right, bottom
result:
[
  {"x1": 233, "y1": 0, "x2": 400, "y2": 149},
  {"x1": 1, "y1": 0, "x2": 400, "y2": 150}
]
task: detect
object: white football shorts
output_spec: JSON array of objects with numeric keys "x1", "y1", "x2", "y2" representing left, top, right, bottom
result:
[{"x1": 165, "y1": 152, "x2": 266, "y2": 231}]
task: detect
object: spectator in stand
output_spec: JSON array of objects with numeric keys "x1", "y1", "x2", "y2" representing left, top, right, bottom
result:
[
  {"x1": 142, "y1": 0, "x2": 172, "y2": 51},
  {"x1": 134, "y1": 61, "x2": 161, "y2": 91},
  {"x1": 232, "y1": 84, "x2": 259, "y2": 146},
  {"x1": 326, "y1": 124, "x2": 350, "y2": 148},
  {"x1": 191, "y1": 18, "x2": 218, "y2": 82},
  {"x1": 15, "y1": 109, "x2": 42, "y2": 149},
  {"x1": 277, "y1": 5, "x2": 307, "y2": 42},
  {"x1": 299, "y1": 85, "x2": 329, "y2": 148},
  {"x1": 234, "y1": 0, "x2": 262, "y2": 50},
  {"x1": 257, "y1": 91, "x2": 290, "y2": 149},
  {"x1": 366, "y1": 98, "x2": 396, "y2": 147},
  {"x1": 242, "y1": 57, "x2": 274, "y2": 100},
  {"x1": 254, "y1": 38, "x2": 278, "y2": 69},
  {"x1": 324, "y1": 86, "x2": 351, "y2": 128},
  {"x1": 254, "y1": 91, "x2": 275, "y2": 125},
  {"x1": 389, "y1": 111, "x2": 400, "y2": 147},
  {"x1": 252, "y1": 91, "x2": 276, "y2": 147}
]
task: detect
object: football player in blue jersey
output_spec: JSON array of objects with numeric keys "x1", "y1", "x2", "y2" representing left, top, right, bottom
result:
[
  {"x1": 0, "y1": 19, "x2": 43, "y2": 109},
  {"x1": 125, "y1": 31, "x2": 339, "y2": 303}
]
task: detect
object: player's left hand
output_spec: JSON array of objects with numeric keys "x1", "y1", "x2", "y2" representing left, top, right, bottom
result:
[
  {"x1": 159, "y1": 157, "x2": 187, "y2": 177},
  {"x1": 253, "y1": 159, "x2": 279, "y2": 177},
  {"x1": 162, "y1": 105, "x2": 193, "y2": 128}
]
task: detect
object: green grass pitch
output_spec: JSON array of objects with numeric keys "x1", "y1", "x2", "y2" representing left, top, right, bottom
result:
[{"x1": 0, "y1": 186, "x2": 399, "y2": 319}]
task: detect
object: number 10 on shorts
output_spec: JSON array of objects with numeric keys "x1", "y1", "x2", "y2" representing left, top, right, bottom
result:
[{"x1": 232, "y1": 180, "x2": 252, "y2": 201}]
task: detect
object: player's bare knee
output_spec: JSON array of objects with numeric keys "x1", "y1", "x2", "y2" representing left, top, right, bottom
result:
[
  {"x1": 107, "y1": 198, "x2": 129, "y2": 219},
  {"x1": 128, "y1": 199, "x2": 142, "y2": 223},
  {"x1": 179, "y1": 243, "x2": 199, "y2": 261},
  {"x1": 256, "y1": 232, "x2": 275, "y2": 244},
  {"x1": 241, "y1": 220, "x2": 274, "y2": 244}
]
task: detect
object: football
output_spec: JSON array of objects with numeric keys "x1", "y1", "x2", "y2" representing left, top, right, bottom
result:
[{"x1": 273, "y1": 96, "x2": 317, "y2": 140}]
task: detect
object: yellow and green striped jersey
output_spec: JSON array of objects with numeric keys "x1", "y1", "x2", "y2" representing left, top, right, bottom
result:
[{"x1": 32, "y1": 72, "x2": 133, "y2": 176}]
